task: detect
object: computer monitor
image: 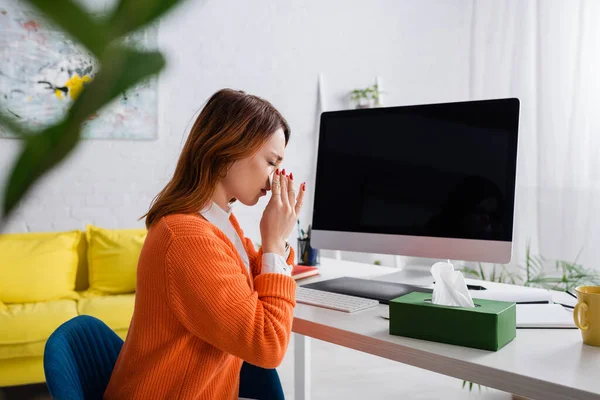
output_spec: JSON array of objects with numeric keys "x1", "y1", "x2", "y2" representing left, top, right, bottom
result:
[{"x1": 310, "y1": 98, "x2": 520, "y2": 264}]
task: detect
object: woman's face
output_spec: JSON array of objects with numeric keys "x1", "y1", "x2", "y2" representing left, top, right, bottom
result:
[{"x1": 221, "y1": 128, "x2": 286, "y2": 206}]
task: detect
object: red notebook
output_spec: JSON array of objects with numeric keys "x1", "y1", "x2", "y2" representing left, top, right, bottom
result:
[{"x1": 292, "y1": 265, "x2": 320, "y2": 281}]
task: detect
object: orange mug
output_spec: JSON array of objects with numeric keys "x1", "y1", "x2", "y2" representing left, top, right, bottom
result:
[{"x1": 573, "y1": 286, "x2": 600, "y2": 347}]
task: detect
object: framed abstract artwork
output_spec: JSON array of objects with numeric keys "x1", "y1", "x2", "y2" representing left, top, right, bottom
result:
[{"x1": 0, "y1": 4, "x2": 158, "y2": 140}]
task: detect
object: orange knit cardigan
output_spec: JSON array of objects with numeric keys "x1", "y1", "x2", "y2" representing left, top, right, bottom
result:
[{"x1": 104, "y1": 212, "x2": 296, "y2": 399}]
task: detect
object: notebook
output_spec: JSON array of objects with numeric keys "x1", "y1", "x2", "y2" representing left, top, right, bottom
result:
[
  {"x1": 516, "y1": 304, "x2": 576, "y2": 329},
  {"x1": 292, "y1": 265, "x2": 320, "y2": 281},
  {"x1": 467, "y1": 281, "x2": 552, "y2": 304}
]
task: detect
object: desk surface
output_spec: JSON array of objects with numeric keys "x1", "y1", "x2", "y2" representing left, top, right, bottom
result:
[{"x1": 293, "y1": 258, "x2": 600, "y2": 400}]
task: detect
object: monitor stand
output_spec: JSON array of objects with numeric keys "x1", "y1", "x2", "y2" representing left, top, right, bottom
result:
[
  {"x1": 378, "y1": 268, "x2": 489, "y2": 292},
  {"x1": 375, "y1": 267, "x2": 434, "y2": 287}
]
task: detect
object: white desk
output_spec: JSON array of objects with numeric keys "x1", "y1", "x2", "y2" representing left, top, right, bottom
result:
[{"x1": 292, "y1": 258, "x2": 600, "y2": 400}]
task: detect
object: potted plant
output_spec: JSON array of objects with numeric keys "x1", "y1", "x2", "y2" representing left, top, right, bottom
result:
[
  {"x1": 459, "y1": 241, "x2": 600, "y2": 397},
  {"x1": 349, "y1": 84, "x2": 382, "y2": 109}
]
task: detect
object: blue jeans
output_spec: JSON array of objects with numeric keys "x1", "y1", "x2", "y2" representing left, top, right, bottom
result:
[{"x1": 238, "y1": 362, "x2": 285, "y2": 400}]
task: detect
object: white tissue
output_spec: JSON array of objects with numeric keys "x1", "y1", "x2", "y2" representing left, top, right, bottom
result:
[{"x1": 431, "y1": 260, "x2": 475, "y2": 308}]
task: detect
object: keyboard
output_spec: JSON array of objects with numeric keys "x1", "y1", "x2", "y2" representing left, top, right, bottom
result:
[{"x1": 295, "y1": 286, "x2": 380, "y2": 313}]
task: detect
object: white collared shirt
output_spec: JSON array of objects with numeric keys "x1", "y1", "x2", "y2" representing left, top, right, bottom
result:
[{"x1": 200, "y1": 202, "x2": 292, "y2": 277}]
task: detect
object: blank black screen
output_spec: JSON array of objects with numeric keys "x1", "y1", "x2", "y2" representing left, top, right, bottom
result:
[{"x1": 312, "y1": 98, "x2": 520, "y2": 242}]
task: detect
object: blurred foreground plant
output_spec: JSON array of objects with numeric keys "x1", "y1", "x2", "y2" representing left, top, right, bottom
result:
[{"x1": 0, "y1": 0, "x2": 187, "y2": 228}]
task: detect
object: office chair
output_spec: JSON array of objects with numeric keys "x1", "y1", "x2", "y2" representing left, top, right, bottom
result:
[
  {"x1": 44, "y1": 315, "x2": 123, "y2": 400},
  {"x1": 44, "y1": 315, "x2": 284, "y2": 399},
  {"x1": 239, "y1": 361, "x2": 285, "y2": 400}
]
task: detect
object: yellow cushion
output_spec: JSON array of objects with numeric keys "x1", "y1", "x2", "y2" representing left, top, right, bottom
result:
[
  {"x1": 0, "y1": 230, "x2": 89, "y2": 292},
  {"x1": 0, "y1": 300, "x2": 7, "y2": 311},
  {"x1": 0, "y1": 300, "x2": 78, "y2": 359},
  {"x1": 0, "y1": 340, "x2": 47, "y2": 361},
  {"x1": 74, "y1": 230, "x2": 89, "y2": 292},
  {"x1": 86, "y1": 225, "x2": 146, "y2": 295},
  {"x1": 0, "y1": 356, "x2": 45, "y2": 386},
  {"x1": 0, "y1": 231, "x2": 81, "y2": 304},
  {"x1": 77, "y1": 294, "x2": 134, "y2": 334}
]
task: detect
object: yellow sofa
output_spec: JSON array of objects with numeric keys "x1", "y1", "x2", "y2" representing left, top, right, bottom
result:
[{"x1": 0, "y1": 226, "x2": 146, "y2": 387}]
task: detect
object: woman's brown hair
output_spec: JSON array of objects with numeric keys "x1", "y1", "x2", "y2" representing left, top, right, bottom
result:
[{"x1": 141, "y1": 89, "x2": 290, "y2": 229}]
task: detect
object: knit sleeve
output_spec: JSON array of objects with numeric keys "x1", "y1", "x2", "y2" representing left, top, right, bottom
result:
[
  {"x1": 242, "y1": 236, "x2": 295, "y2": 278},
  {"x1": 165, "y1": 235, "x2": 296, "y2": 369}
]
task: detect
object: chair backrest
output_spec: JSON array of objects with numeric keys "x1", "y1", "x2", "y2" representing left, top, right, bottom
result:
[
  {"x1": 44, "y1": 315, "x2": 124, "y2": 400},
  {"x1": 239, "y1": 361, "x2": 285, "y2": 400}
]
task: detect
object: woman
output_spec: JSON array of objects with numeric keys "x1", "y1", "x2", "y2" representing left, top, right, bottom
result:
[{"x1": 104, "y1": 89, "x2": 306, "y2": 399}]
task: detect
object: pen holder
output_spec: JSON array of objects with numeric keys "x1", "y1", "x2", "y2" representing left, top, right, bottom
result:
[{"x1": 297, "y1": 238, "x2": 320, "y2": 266}]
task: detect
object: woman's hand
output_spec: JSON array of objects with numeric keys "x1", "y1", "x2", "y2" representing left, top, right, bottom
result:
[{"x1": 260, "y1": 169, "x2": 306, "y2": 256}]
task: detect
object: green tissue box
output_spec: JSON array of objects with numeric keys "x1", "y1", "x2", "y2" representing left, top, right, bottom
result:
[{"x1": 389, "y1": 292, "x2": 516, "y2": 351}]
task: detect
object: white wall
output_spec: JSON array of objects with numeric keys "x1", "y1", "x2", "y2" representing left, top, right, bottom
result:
[{"x1": 0, "y1": 0, "x2": 472, "y2": 266}]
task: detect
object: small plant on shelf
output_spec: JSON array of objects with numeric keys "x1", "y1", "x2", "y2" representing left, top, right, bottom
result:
[{"x1": 349, "y1": 84, "x2": 381, "y2": 109}]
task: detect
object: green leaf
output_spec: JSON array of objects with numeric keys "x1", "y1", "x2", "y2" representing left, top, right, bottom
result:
[
  {"x1": 460, "y1": 266, "x2": 481, "y2": 279},
  {"x1": 2, "y1": 47, "x2": 165, "y2": 219},
  {"x1": 524, "y1": 238, "x2": 533, "y2": 281},
  {"x1": 462, "y1": 380, "x2": 484, "y2": 392},
  {"x1": 530, "y1": 256, "x2": 544, "y2": 274},
  {"x1": 0, "y1": 114, "x2": 30, "y2": 138},
  {"x1": 530, "y1": 277, "x2": 563, "y2": 283},
  {"x1": 108, "y1": 0, "x2": 186, "y2": 39},
  {"x1": 501, "y1": 265, "x2": 518, "y2": 284},
  {"x1": 478, "y1": 262, "x2": 486, "y2": 281},
  {"x1": 3, "y1": 122, "x2": 73, "y2": 217},
  {"x1": 70, "y1": 47, "x2": 165, "y2": 125},
  {"x1": 571, "y1": 247, "x2": 584, "y2": 266},
  {"x1": 24, "y1": 0, "x2": 108, "y2": 56}
]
